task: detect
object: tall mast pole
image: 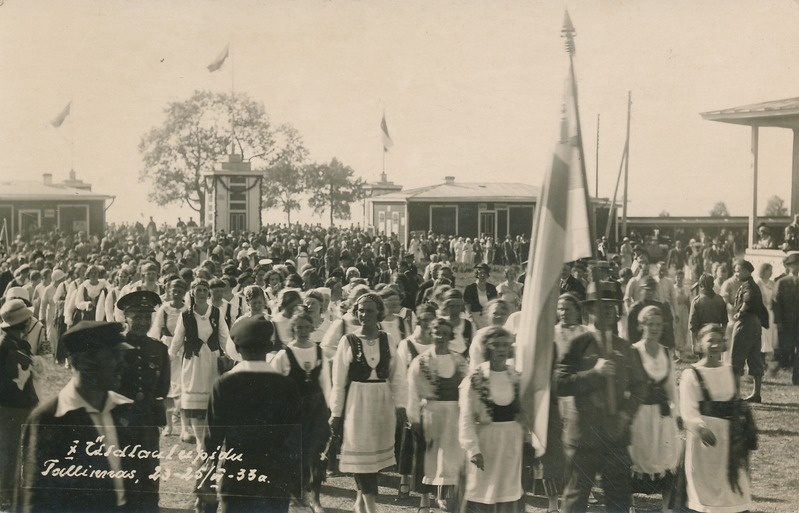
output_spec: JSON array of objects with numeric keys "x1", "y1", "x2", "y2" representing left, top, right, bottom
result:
[
  {"x1": 595, "y1": 113, "x2": 600, "y2": 199},
  {"x1": 622, "y1": 91, "x2": 631, "y2": 237}
]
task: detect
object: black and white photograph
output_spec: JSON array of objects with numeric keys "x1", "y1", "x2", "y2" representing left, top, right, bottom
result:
[{"x1": 1, "y1": 1, "x2": 799, "y2": 512}]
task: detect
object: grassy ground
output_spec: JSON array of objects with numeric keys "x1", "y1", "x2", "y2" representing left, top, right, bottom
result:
[{"x1": 33, "y1": 267, "x2": 799, "y2": 512}]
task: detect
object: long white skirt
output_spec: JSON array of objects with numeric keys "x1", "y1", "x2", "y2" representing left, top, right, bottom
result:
[
  {"x1": 421, "y1": 400, "x2": 463, "y2": 485},
  {"x1": 685, "y1": 415, "x2": 751, "y2": 513},
  {"x1": 180, "y1": 344, "x2": 219, "y2": 411},
  {"x1": 628, "y1": 404, "x2": 681, "y2": 477},
  {"x1": 340, "y1": 381, "x2": 396, "y2": 474},
  {"x1": 464, "y1": 420, "x2": 523, "y2": 504}
]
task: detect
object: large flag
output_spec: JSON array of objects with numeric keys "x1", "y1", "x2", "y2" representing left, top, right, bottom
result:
[
  {"x1": 50, "y1": 101, "x2": 71, "y2": 128},
  {"x1": 207, "y1": 44, "x2": 230, "y2": 72},
  {"x1": 515, "y1": 64, "x2": 593, "y2": 455},
  {"x1": 380, "y1": 113, "x2": 393, "y2": 152}
]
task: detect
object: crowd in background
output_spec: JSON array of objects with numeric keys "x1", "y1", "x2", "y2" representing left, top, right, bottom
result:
[{"x1": 0, "y1": 218, "x2": 786, "y2": 513}]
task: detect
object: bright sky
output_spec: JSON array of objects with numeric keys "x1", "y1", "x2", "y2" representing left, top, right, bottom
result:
[{"x1": 2, "y1": 0, "x2": 799, "y2": 225}]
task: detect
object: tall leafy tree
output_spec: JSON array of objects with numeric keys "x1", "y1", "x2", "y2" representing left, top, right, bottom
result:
[
  {"x1": 709, "y1": 201, "x2": 730, "y2": 217},
  {"x1": 261, "y1": 124, "x2": 309, "y2": 224},
  {"x1": 305, "y1": 158, "x2": 367, "y2": 226},
  {"x1": 764, "y1": 195, "x2": 788, "y2": 216},
  {"x1": 139, "y1": 90, "x2": 278, "y2": 224}
]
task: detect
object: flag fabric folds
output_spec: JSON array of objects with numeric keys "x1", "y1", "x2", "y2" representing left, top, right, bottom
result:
[
  {"x1": 515, "y1": 68, "x2": 593, "y2": 456},
  {"x1": 207, "y1": 44, "x2": 230, "y2": 72},
  {"x1": 50, "y1": 101, "x2": 71, "y2": 128},
  {"x1": 380, "y1": 113, "x2": 393, "y2": 152}
]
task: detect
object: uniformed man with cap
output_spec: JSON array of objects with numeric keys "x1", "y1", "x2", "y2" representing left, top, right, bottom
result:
[
  {"x1": 115, "y1": 290, "x2": 170, "y2": 512},
  {"x1": 18, "y1": 321, "x2": 150, "y2": 513}
]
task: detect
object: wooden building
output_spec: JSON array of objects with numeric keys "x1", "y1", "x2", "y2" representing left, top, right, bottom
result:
[{"x1": 0, "y1": 171, "x2": 113, "y2": 238}]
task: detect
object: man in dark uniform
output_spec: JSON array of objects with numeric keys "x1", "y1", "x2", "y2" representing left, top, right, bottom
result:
[
  {"x1": 731, "y1": 259, "x2": 770, "y2": 402},
  {"x1": 774, "y1": 252, "x2": 799, "y2": 384},
  {"x1": 556, "y1": 281, "x2": 645, "y2": 513},
  {"x1": 19, "y1": 322, "x2": 150, "y2": 513},
  {"x1": 116, "y1": 290, "x2": 169, "y2": 512},
  {"x1": 196, "y1": 316, "x2": 302, "y2": 513}
]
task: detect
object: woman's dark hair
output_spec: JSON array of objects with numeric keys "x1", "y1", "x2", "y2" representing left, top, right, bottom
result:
[
  {"x1": 278, "y1": 289, "x2": 302, "y2": 312},
  {"x1": 481, "y1": 326, "x2": 512, "y2": 362}
]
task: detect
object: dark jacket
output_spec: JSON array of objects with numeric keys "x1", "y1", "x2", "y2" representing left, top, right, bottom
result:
[
  {"x1": 688, "y1": 291, "x2": 728, "y2": 337},
  {"x1": 556, "y1": 330, "x2": 645, "y2": 448},
  {"x1": 734, "y1": 276, "x2": 769, "y2": 329},
  {"x1": 462, "y1": 282, "x2": 498, "y2": 314},
  {"x1": 19, "y1": 397, "x2": 150, "y2": 513},
  {"x1": 116, "y1": 333, "x2": 170, "y2": 427},
  {"x1": 773, "y1": 274, "x2": 799, "y2": 326},
  {"x1": 204, "y1": 369, "x2": 302, "y2": 500}
]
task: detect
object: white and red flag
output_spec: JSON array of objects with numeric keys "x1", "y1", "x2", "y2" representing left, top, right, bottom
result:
[{"x1": 515, "y1": 39, "x2": 593, "y2": 455}]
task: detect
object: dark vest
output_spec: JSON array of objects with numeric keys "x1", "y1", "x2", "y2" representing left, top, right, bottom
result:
[
  {"x1": 285, "y1": 345, "x2": 323, "y2": 397},
  {"x1": 346, "y1": 332, "x2": 391, "y2": 382},
  {"x1": 182, "y1": 306, "x2": 221, "y2": 359}
]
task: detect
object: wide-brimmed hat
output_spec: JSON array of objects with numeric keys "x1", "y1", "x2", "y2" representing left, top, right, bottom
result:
[
  {"x1": 784, "y1": 252, "x2": 799, "y2": 266},
  {"x1": 0, "y1": 299, "x2": 32, "y2": 328},
  {"x1": 582, "y1": 281, "x2": 623, "y2": 304}
]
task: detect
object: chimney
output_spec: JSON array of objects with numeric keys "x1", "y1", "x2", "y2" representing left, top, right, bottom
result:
[
  {"x1": 42, "y1": 173, "x2": 53, "y2": 185},
  {"x1": 444, "y1": 176, "x2": 455, "y2": 185}
]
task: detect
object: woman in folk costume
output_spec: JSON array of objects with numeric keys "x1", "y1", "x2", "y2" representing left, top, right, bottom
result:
[
  {"x1": 459, "y1": 326, "x2": 526, "y2": 513},
  {"x1": 304, "y1": 289, "x2": 331, "y2": 346},
  {"x1": 397, "y1": 303, "x2": 437, "y2": 492},
  {"x1": 754, "y1": 262, "x2": 777, "y2": 369},
  {"x1": 71, "y1": 265, "x2": 107, "y2": 324},
  {"x1": 168, "y1": 278, "x2": 230, "y2": 451},
  {"x1": 673, "y1": 269, "x2": 693, "y2": 360},
  {"x1": 224, "y1": 285, "x2": 272, "y2": 362},
  {"x1": 148, "y1": 278, "x2": 189, "y2": 438},
  {"x1": 469, "y1": 299, "x2": 513, "y2": 370},
  {"x1": 99, "y1": 268, "x2": 132, "y2": 323},
  {"x1": 628, "y1": 306, "x2": 681, "y2": 513},
  {"x1": 437, "y1": 289, "x2": 476, "y2": 359},
  {"x1": 271, "y1": 288, "x2": 303, "y2": 356},
  {"x1": 376, "y1": 284, "x2": 416, "y2": 349},
  {"x1": 679, "y1": 324, "x2": 756, "y2": 513},
  {"x1": 320, "y1": 284, "x2": 370, "y2": 364},
  {"x1": 264, "y1": 269, "x2": 283, "y2": 314},
  {"x1": 407, "y1": 317, "x2": 468, "y2": 513},
  {"x1": 329, "y1": 293, "x2": 408, "y2": 513},
  {"x1": 270, "y1": 306, "x2": 331, "y2": 513}
]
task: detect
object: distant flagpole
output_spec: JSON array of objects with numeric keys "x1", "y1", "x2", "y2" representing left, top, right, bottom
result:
[{"x1": 515, "y1": 11, "x2": 594, "y2": 457}]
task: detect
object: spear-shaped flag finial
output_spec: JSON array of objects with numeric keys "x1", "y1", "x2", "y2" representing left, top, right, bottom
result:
[{"x1": 562, "y1": 10, "x2": 576, "y2": 56}]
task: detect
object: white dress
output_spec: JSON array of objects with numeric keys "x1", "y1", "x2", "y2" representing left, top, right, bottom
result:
[
  {"x1": 407, "y1": 349, "x2": 467, "y2": 485},
  {"x1": 628, "y1": 342, "x2": 681, "y2": 484},
  {"x1": 168, "y1": 307, "x2": 230, "y2": 411},
  {"x1": 149, "y1": 303, "x2": 187, "y2": 399},
  {"x1": 679, "y1": 365, "x2": 751, "y2": 513},
  {"x1": 459, "y1": 362, "x2": 524, "y2": 504},
  {"x1": 330, "y1": 332, "x2": 407, "y2": 474}
]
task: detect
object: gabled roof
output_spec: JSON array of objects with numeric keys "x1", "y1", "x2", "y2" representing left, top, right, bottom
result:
[
  {"x1": 372, "y1": 182, "x2": 539, "y2": 203},
  {"x1": 0, "y1": 180, "x2": 114, "y2": 201},
  {"x1": 701, "y1": 97, "x2": 799, "y2": 128}
]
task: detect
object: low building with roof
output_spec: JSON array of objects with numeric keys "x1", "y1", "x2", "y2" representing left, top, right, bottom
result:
[
  {"x1": 0, "y1": 171, "x2": 114, "y2": 238},
  {"x1": 367, "y1": 175, "x2": 617, "y2": 246}
]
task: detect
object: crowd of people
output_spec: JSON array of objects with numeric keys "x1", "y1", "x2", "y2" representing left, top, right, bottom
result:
[{"x1": 0, "y1": 220, "x2": 782, "y2": 513}]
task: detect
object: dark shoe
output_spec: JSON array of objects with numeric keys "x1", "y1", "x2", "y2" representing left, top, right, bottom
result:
[{"x1": 744, "y1": 394, "x2": 762, "y2": 403}]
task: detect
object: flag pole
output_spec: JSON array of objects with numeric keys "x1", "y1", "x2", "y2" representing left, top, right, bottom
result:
[
  {"x1": 595, "y1": 113, "x2": 600, "y2": 200},
  {"x1": 563, "y1": 11, "x2": 616, "y2": 414},
  {"x1": 622, "y1": 91, "x2": 631, "y2": 239},
  {"x1": 604, "y1": 92, "x2": 632, "y2": 242},
  {"x1": 70, "y1": 98, "x2": 75, "y2": 173}
]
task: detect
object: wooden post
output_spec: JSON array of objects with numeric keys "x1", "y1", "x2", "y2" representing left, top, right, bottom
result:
[
  {"x1": 791, "y1": 129, "x2": 799, "y2": 220},
  {"x1": 749, "y1": 126, "x2": 759, "y2": 249}
]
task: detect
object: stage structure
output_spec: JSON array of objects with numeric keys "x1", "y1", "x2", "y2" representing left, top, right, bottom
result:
[
  {"x1": 702, "y1": 96, "x2": 799, "y2": 275},
  {"x1": 203, "y1": 147, "x2": 263, "y2": 233}
]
